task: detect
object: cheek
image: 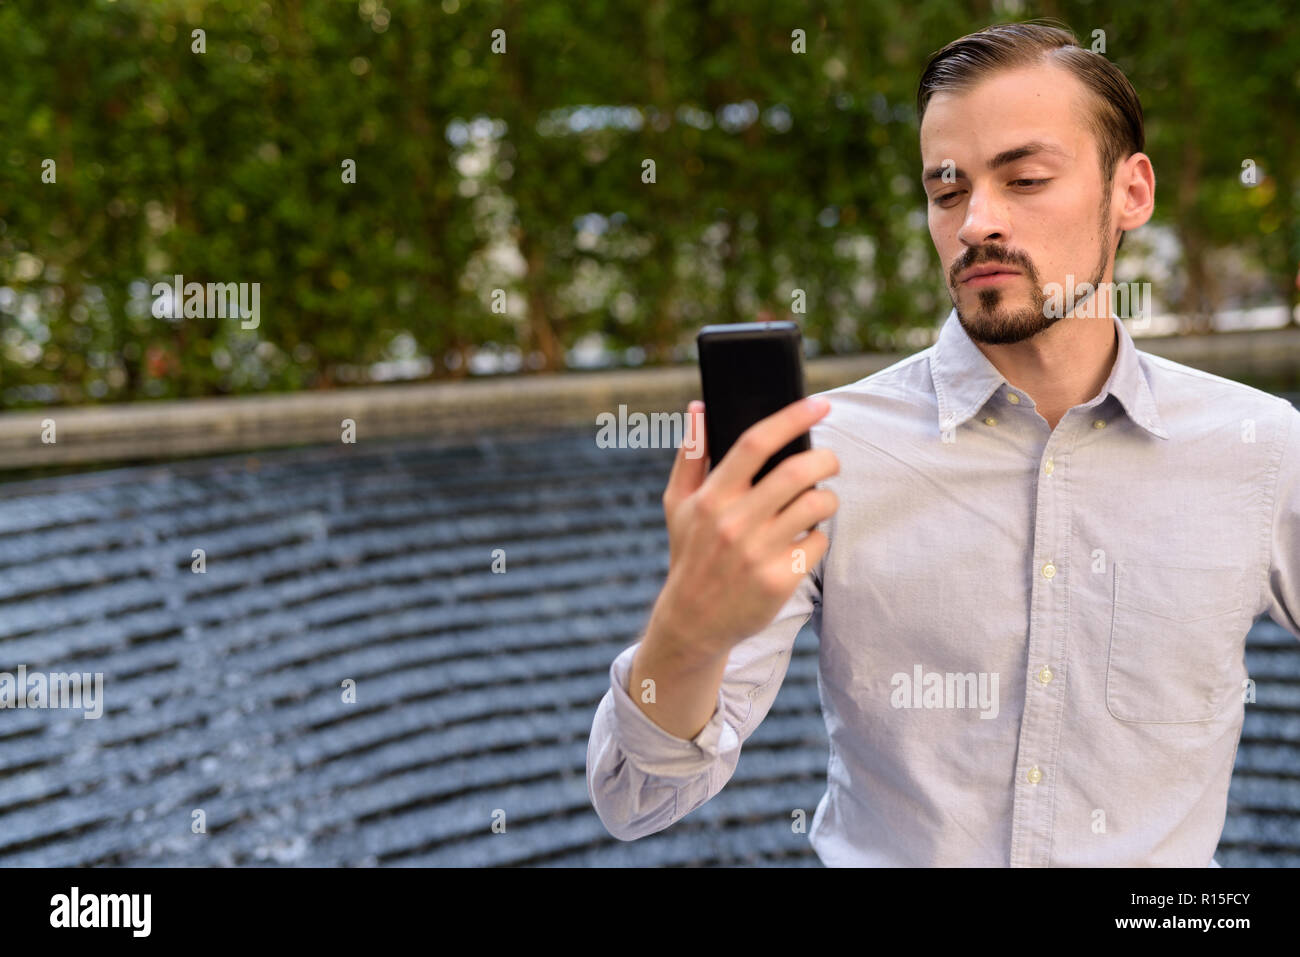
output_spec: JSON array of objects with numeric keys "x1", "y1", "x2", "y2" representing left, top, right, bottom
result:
[
  {"x1": 1056, "y1": 193, "x2": 1106, "y2": 242},
  {"x1": 928, "y1": 214, "x2": 955, "y2": 257},
  {"x1": 1020, "y1": 206, "x2": 1089, "y2": 274},
  {"x1": 927, "y1": 222, "x2": 942, "y2": 257}
]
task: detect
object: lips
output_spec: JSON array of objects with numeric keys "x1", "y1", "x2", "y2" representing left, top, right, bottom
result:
[{"x1": 959, "y1": 264, "x2": 1022, "y2": 284}]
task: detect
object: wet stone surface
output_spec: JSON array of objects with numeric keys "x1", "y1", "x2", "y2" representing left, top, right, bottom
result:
[{"x1": 0, "y1": 422, "x2": 1296, "y2": 867}]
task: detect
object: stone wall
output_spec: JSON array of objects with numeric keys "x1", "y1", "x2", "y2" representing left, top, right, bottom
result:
[{"x1": 2, "y1": 326, "x2": 1297, "y2": 468}]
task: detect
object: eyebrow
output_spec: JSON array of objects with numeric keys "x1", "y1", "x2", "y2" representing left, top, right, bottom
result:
[{"x1": 922, "y1": 141, "x2": 1070, "y2": 185}]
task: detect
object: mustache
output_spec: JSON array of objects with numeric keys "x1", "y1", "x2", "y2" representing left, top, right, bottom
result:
[{"x1": 949, "y1": 246, "x2": 1036, "y2": 285}]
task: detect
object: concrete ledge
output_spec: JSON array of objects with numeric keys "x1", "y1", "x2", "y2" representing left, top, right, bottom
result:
[{"x1": 2, "y1": 326, "x2": 1298, "y2": 469}]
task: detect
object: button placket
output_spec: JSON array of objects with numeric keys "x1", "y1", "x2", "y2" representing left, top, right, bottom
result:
[{"x1": 1011, "y1": 428, "x2": 1071, "y2": 867}]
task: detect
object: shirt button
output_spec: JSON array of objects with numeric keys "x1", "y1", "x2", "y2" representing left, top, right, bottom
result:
[
  {"x1": 1042, "y1": 562, "x2": 1056, "y2": 579},
  {"x1": 1037, "y1": 666, "x2": 1054, "y2": 684},
  {"x1": 1044, "y1": 457, "x2": 1054, "y2": 476},
  {"x1": 1007, "y1": 392, "x2": 1021, "y2": 404},
  {"x1": 1092, "y1": 419, "x2": 1106, "y2": 429},
  {"x1": 983, "y1": 416, "x2": 997, "y2": 426},
  {"x1": 1027, "y1": 767, "x2": 1043, "y2": 785}
]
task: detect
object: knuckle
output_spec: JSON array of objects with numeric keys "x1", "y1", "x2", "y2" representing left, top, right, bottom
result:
[
  {"x1": 736, "y1": 430, "x2": 765, "y2": 458},
  {"x1": 739, "y1": 543, "x2": 764, "y2": 571},
  {"x1": 716, "y1": 516, "x2": 745, "y2": 547},
  {"x1": 800, "y1": 450, "x2": 833, "y2": 480},
  {"x1": 773, "y1": 454, "x2": 805, "y2": 484},
  {"x1": 693, "y1": 490, "x2": 718, "y2": 518},
  {"x1": 793, "y1": 458, "x2": 821, "y2": 488}
]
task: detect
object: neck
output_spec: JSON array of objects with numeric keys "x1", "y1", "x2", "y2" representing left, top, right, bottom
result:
[{"x1": 974, "y1": 313, "x2": 1119, "y2": 431}]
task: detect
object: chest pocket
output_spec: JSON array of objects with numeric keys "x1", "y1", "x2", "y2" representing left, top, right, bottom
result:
[{"x1": 1106, "y1": 561, "x2": 1247, "y2": 723}]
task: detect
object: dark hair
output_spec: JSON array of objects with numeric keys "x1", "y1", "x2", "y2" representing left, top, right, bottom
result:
[{"x1": 916, "y1": 21, "x2": 1144, "y2": 252}]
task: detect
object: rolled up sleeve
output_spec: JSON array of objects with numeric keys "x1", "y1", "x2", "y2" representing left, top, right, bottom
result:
[{"x1": 586, "y1": 569, "x2": 821, "y2": 842}]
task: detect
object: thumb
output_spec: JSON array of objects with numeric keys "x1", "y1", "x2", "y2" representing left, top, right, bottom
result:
[{"x1": 664, "y1": 400, "x2": 709, "y2": 507}]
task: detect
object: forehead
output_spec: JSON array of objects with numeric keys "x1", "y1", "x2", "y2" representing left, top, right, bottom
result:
[{"x1": 919, "y1": 62, "x2": 1092, "y2": 165}]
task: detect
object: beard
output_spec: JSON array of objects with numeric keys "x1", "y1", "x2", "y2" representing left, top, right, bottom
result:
[{"x1": 951, "y1": 198, "x2": 1113, "y2": 346}]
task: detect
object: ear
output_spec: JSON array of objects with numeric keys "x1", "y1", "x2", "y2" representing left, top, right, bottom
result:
[{"x1": 1114, "y1": 151, "x2": 1155, "y2": 235}]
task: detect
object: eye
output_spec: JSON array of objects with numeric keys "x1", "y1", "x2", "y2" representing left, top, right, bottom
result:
[
  {"x1": 1010, "y1": 178, "x2": 1050, "y2": 188},
  {"x1": 932, "y1": 190, "x2": 964, "y2": 207}
]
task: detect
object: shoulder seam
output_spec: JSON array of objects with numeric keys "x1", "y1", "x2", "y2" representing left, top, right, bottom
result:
[{"x1": 816, "y1": 347, "x2": 934, "y2": 398}]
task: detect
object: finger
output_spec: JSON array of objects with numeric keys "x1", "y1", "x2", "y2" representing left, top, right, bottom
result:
[
  {"x1": 762, "y1": 487, "x2": 838, "y2": 548},
  {"x1": 769, "y1": 529, "x2": 829, "y2": 581},
  {"x1": 734, "y1": 447, "x2": 839, "y2": 527},
  {"x1": 710, "y1": 396, "x2": 830, "y2": 491},
  {"x1": 663, "y1": 401, "x2": 708, "y2": 510}
]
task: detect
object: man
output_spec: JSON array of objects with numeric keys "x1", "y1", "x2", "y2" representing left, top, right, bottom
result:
[{"x1": 586, "y1": 22, "x2": 1300, "y2": 866}]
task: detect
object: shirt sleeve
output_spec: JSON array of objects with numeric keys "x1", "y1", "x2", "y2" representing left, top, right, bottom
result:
[
  {"x1": 586, "y1": 563, "x2": 822, "y2": 842},
  {"x1": 1266, "y1": 400, "x2": 1300, "y2": 639}
]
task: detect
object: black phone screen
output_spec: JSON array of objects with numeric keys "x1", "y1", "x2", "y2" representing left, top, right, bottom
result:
[{"x1": 696, "y1": 321, "x2": 811, "y2": 484}]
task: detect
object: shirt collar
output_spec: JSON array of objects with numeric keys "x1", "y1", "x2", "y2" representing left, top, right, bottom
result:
[{"x1": 929, "y1": 307, "x2": 1169, "y2": 439}]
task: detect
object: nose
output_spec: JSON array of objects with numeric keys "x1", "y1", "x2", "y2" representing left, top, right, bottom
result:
[{"x1": 956, "y1": 184, "x2": 1011, "y2": 249}]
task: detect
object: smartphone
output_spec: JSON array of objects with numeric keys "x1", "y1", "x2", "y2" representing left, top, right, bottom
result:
[{"x1": 696, "y1": 321, "x2": 811, "y2": 484}]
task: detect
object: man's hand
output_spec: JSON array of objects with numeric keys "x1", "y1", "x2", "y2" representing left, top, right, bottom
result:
[{"x1": 645, "y1": 396, "x2": 839, "y2": 666}]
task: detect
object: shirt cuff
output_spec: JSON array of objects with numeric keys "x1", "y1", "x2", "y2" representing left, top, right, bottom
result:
[{"x1": 606, "y1": 641, "x2": 734, "y2": 774}]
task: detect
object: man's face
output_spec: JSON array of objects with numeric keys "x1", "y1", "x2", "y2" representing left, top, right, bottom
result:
[{"x1": 920, "y1": 62, "x2": 1116, "y2": 345}]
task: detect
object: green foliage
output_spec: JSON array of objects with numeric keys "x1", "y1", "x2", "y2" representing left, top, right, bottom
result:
[{"x1": 0, "y1": 0, "x2": 1296, "y2": 407}]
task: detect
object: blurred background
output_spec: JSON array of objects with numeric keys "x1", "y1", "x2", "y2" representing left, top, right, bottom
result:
[
  {"x1": 1, "y1": 0, "x2": 1298, "y2": 409},
  {"x1": 0, "y1": 0, "x2": 1298, "y2": 868}
]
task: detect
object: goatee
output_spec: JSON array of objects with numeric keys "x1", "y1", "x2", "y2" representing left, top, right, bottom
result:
[{"x1": 953, "y1": 203, "x2": 1113, "y2": 346}]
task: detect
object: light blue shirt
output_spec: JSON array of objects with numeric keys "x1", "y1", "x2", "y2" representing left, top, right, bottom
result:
[{"x1": 587, "y1": 309, "x2": 1300, "y2": 865}]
